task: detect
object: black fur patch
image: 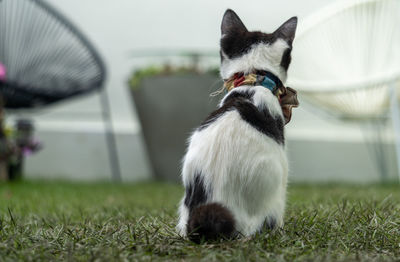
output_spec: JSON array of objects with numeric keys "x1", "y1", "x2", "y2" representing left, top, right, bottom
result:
[
  {"x1": 235, "y1": 99, "x2": 284, "y2": 144},
  {"x1": 235, "y1": 100, "x2": 285, "y2": 144},
  {"x1": 280, "y1": 48, "x2": 292, "y2": 71},
  {"x1": 198, "y1": 90, "x2": 254, "y2": 131},
  {"x1": 221, "y1": 30, "x2": 276, "y2": 59},
  {"x1": 187, "y1": 203, "x2": 235, "y2": 243},
  {"x1": 184, "y1": 173, "x2": 207, "y2": 211},
  {"x1": 199, "y1": 89, "x2": 284, "y2": 145}
]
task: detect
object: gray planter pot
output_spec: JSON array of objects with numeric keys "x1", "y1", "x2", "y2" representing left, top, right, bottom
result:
[{"x1": 131, "y1": 74, "x2": 222, "y2": 182}]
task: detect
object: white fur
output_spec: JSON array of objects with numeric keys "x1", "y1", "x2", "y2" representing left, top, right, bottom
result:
[
  {"x1": 177, "y1": 86, "x2": 288, "y2": 237},
  {"x1": 220, "y1": 39, "x2": 289, "y2": 83}
]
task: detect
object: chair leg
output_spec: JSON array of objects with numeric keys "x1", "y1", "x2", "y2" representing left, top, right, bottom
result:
[{"x1": 390, "y1": 84, "x2": 400, "y2": 182}]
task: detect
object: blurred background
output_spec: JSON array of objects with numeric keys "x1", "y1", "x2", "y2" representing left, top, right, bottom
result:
[{"x1": 1, "y1": 0, "x2": 400, "y2": 183}]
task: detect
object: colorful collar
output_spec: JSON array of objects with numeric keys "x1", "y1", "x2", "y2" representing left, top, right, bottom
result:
[
  {"x1": 224, "y1": 71, "x2": 284, "y2": 96},
  {"x1": 223, "y1": 70, "x2": 299, "y2": 125}
]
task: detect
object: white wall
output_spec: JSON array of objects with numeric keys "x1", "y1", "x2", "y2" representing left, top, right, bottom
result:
[{"x1": 16, "y1": 0, "x2": 338, "y2": 181}]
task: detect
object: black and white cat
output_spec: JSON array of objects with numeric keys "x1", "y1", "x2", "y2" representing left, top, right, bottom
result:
[{"x1": 177, "y1": 9, "x2": 297, "y2": 242}]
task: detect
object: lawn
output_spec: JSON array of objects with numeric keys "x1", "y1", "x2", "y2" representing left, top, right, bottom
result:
[{"x1": 0, "y1": 181, "x2": 399, "y2": 261}]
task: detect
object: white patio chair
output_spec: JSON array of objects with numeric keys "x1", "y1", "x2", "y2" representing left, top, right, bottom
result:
[{"x1": 287, "y1": 0, "x2": 400, "y2": 180}]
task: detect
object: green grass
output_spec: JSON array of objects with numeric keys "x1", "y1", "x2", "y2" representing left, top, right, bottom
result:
[{"x1": 1, "y1": 181, "x2": 400, "y2": 261}]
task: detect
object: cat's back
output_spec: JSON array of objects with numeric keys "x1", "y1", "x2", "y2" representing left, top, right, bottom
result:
[{"x1": 182, "y1": 86, "x2": 286, "y2": 183}]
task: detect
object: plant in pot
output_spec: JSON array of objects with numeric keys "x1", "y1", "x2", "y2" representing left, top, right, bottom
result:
[{"x1": 129, "y1": 59, "x2": 222, "y2": 182}]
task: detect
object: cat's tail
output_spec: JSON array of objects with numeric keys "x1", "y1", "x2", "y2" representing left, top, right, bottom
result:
[{"x1": 187, "y1": 203, "x2": 235, "y2": 243}]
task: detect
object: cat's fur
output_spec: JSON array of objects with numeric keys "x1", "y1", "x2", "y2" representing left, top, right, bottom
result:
[{"x1": 177, "y1": 9, "x2": 297, "y2": 242}]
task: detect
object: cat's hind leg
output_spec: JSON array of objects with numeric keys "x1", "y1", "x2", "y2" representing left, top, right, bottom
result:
[{"x1": 259, "y1": 196, "x2": 286, "y2": 233}]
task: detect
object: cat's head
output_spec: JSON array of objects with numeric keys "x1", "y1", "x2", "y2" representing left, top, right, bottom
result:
[{"x1": 220, "y1": 9, "x2": 297, "y2": 83}]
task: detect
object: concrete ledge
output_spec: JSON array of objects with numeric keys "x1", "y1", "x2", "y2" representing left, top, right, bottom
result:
[
  {"x1": 25, "y1": 127, "x2": 151, "y2": 182},
  {"x1": 287, "y1": 138, "x2": 397, "y2": 183}
]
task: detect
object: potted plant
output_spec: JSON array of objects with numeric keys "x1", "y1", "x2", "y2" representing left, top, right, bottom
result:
[{"x1": 129, "y1": 64, "x2": 222, "y2": 182}]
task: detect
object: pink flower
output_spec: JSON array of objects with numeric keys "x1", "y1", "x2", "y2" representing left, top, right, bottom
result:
[{"x1": 0, "y1": 63, "x2": 6, "y2": 81}]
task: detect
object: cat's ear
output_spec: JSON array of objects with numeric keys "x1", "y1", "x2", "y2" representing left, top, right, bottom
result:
[
  {"x1": 273, "y1": 17, "x2": 298, "y2": 45},
  {"x1": 221, "y1": 9, "x2": 248, "y2": 36}
]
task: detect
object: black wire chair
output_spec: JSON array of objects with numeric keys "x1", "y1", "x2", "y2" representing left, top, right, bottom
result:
[
  {"x1": 0, "y1": 0, "x2": 121, "y2": 181},
  {"x1": 0, "y1": 0, "x2": 106, "y2": 108}
]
